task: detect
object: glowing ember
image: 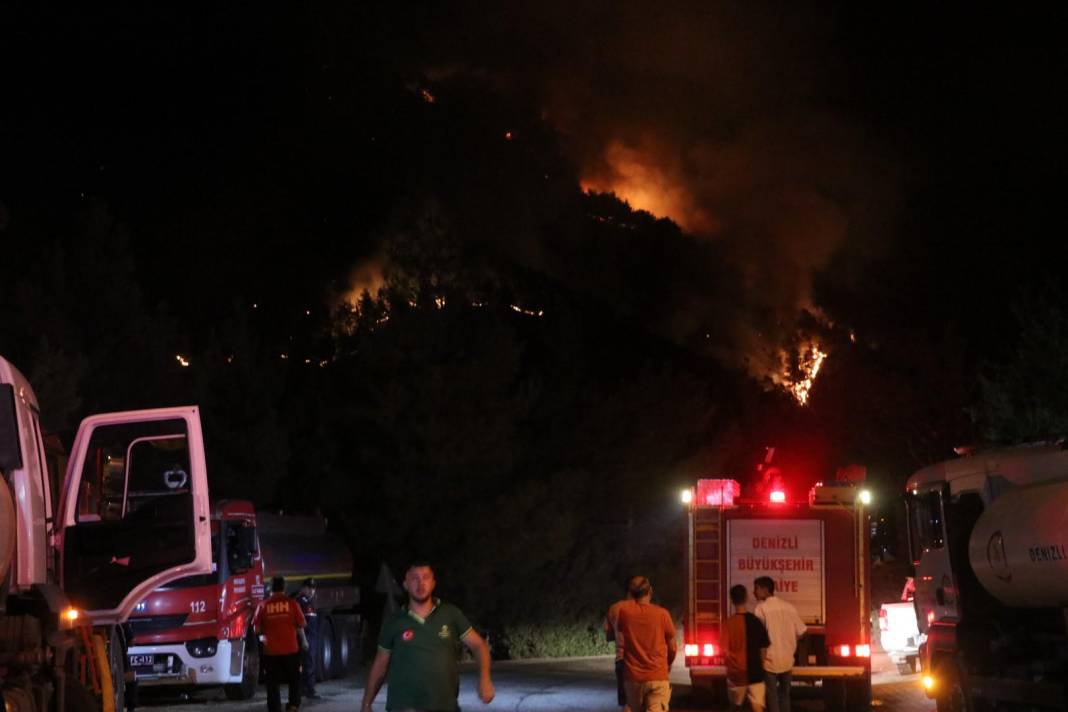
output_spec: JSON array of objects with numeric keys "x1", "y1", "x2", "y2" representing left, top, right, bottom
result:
[
  {"x1": 510, "y1": 304, "x2": 544, "y2": 317},
  {"x1": 420, "y1": 88, "x2": 436, "y2": 104},
  {"x1": 175, "y1": 354, "x2": 191, "y2": 368},
  {"x1": 783, "y1": 342, "x2": 826, "y2": 406}
]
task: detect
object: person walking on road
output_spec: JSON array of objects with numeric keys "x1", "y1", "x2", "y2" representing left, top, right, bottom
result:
[
  {"x1": 360, "y1": 561, "x2": 495, "y2": 712},
  {"x1": 254, "y1": 576, "x2": 309, "y2": 712},
  {"x1": 722, "y1": 585, "x2": 771, "y2": 712},
  {"x1": 295, "y1": 578, "x2": 320, "y2": 699},
  {"x1": 616, "y1": 576, "x2": 676, "y2": 712},
  {"x1": 605, "y1": 584, "x2": 633, "y2": 712},
  {"x1": 753, "y1": 576, "x2": 806, "y2": 712}
]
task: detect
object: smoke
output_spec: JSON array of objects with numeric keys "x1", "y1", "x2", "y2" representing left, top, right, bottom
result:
[{"x1": 371, "y1": 2, "x2": 900, "y2": 373}]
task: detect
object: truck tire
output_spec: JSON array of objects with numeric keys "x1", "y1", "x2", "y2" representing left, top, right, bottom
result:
[
  {"x1": 317, "y1": 616, "x2": 335, "y2": 682},
  {"x1": 64, "y1": 672, "x2": 98, "y2": 712},
  {"x1": 224, "y1": 633, "x2": 260, "y2": 700},
  {"x1": 823, "y1": 679, "x2": 847, "y2": 712},
  {"x1": 846, "y1": 677, "x2": 872, "y2": 712},
  {"x1": 335, "y1": 617, "x2": 362, "y2": 677},
  {"x1": 107, "y1": 626, "x2": 127, "y2": 712},
  {"x1": 935, "y1": 659, "x2": 973, "y2": 712}
]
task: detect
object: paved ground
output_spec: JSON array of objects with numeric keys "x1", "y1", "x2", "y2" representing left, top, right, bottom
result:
[{"x1": 137, "y1": 650, "x2": 933, "y2": 712}]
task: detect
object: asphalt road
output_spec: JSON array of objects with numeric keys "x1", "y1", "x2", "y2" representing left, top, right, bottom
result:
[{"x1": 136, "y1": 651, "x2": 933, "y2": 712}]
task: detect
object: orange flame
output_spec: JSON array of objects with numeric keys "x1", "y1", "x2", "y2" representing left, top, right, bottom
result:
[{"x1": 783, "y1": 342, "x2": 826, "y2": 406}]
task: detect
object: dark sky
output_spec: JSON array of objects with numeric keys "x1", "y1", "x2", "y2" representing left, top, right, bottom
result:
[{"x1": 3, "y1": 4, "x2": 1067, "y2": 366}]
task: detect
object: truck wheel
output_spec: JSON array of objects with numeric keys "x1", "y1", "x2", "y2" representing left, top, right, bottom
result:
[
  {"x1": 935, "y1": 660, "x2": 973, "y2": 712},
  {"x1": 823, "y1": 679, "x2": 847, "y2": 712},
  {"x1": 335, "y1": 617, "x2": 362, "y2": 677},
  {"x1": 64, "y1": 673, "x2": 98, "y2": 712},
  {"x1": 317, "y1": 617, "x2": 335, "y2": 681},
  {"x1": 224, "y1": 633, "x2": 259, "y2": 700},
  {"x1": 845, "y1": 677, "x2": 872, "y2": 712},
  {"x1": 107, "y1": 626, "x2": 127, "y2": 712}
]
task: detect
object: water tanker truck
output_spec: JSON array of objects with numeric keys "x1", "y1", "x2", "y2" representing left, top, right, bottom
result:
[{"x1": 907, "y1": 443, "x2": 1068, "y2": 710}]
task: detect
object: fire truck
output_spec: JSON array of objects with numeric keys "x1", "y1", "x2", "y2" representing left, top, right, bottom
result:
[
  {"x1": 125, "y1": 506, "x2": 362, "y2": 698},
  {"x1": 2, "y1": 355, "x2": 214, "y2": 711},
  {"x1": 682, "y1": 477, "x2": 872, "y2": 712},
  {"x1": 906, "y1": 443, "x2": 1068, "y2": 710}
]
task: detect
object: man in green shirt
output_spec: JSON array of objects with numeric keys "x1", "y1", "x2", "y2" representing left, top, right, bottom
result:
[{"x1": 361, "y1": 562, "x2": 494, "y2": 711}]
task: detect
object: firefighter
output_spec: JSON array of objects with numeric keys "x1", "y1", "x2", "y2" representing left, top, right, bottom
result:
[
  {"x1": 254, "y1": 576, "x2": 308, "y2": 712},
  {"x1": 295, "y1": 578, "x2": 320, "y2": 699}
]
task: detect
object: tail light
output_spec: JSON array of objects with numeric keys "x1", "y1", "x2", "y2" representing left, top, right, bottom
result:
[
  {"x1": 831, "y1": 643, "x2": 871, "y2": 658},
  {"x1": 879, "y1": 608, "x2": 888, "y2": 631},
  {"x1": 684, "y1": 641, "x2": 722, "y2": 665},
  {"x1": 770, "y1": 490, "x2": 786, "y2": 503}
]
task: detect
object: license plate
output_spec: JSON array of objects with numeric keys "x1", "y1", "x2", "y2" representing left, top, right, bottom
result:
[{"x1": 129, "y1": 654, "x2": 154, "y2": 666}]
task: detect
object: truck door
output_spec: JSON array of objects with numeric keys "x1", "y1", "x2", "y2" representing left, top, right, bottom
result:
[
  {"x1": 907, "y1": 487, "x2": 959, "y2": 632},
  {"x1": 59, "y1": 406, "x2": 212, "y2": 624}
]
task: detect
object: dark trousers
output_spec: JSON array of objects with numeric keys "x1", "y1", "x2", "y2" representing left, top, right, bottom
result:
[
  {"x1": 764, "y1": 670, "x2": 792, "y2": 712},
  {"x1": 615, "y1": 659, "x2": 626, "y2": 706},
  {"x1": 301, "y1": 633, "x2": 318, "y2": 693},
  {"x1": 265, "y1": 653, "x2": 302, "y2": 712}
]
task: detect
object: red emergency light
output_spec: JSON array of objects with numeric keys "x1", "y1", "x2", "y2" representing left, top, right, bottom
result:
[
  {"x1": 696, "y1": 479, "x2": 741, "y2": 507},
  {"x1": 769, "y1": 490, "x2": 786, "y2": 503}
]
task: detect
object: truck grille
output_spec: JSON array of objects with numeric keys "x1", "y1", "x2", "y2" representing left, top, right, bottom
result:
[{"x1": 127, "y1": 614, "x2": 189, "y2": 636}]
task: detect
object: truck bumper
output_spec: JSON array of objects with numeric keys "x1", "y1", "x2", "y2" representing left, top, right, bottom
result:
[
  {"x1": 689, "y1": 665, "x2": 869, "y2": 680},
  {"x1": 128, "y1": 639, "x2": 243, "y2": 686}
]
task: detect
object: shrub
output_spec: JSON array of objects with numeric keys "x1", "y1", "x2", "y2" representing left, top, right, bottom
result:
[{"x1": 497, "y1": 620, "x2": 614, "y2": 660}]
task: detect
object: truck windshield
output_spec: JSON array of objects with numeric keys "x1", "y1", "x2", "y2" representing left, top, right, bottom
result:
[{"x1": 907, "y1": 489, "x2": 945, "y2": 563}]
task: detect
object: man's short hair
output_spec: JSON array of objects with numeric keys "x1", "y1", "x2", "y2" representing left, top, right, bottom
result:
[
  {"x1": 302, "y1": 577, "x2": 317, "y2": 589},
  {"x1": 730, "y1": 584, "x2": 748, "y2": 606},
  {"x1": 405, "y1": 560, "x2": 434, "y2": 576},
  {"x1": 271, "y1": 575, "x2": 286, "y2": 593},
  {"x1": 754, "y1": 576, "x2": 775, "y2": 594},
  {"x1": 628, "y1": 576, "x2": 651, "y2": 599}
]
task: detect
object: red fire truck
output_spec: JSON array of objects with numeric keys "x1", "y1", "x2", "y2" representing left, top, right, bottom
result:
[
  {"x1": 682, "y1": 477, "x2": 872, "y2": 712},
  {"x1": 124, "y1": 503, "x2": 362, "y2": 698}
]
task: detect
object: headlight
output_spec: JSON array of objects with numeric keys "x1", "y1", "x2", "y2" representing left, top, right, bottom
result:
[{"x1": 185, "y1": 638, "x2": 218, "y2": 658}]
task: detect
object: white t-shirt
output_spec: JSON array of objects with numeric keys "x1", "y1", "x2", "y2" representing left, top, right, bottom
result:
[{"x1": 754, "y1": 595, "x2": 807, "y2": 673}]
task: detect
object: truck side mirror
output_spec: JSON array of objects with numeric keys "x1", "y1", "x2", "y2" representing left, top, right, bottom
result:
[{"x1": 0, "y1": 384, "x2": 24, "y2": 473}]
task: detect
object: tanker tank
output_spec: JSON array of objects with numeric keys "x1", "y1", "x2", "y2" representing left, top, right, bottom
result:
[{"x1": 969, "y1": 479, "x2": 1068, "y2": 608}]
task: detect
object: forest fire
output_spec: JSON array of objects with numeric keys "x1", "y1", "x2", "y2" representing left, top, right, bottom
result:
[
  {"x1": 783, "y1": 342, "x2": 827, "y2": 406},
  {"x1": 579, "y1": 139, "x2": 718, "y2": 235}
]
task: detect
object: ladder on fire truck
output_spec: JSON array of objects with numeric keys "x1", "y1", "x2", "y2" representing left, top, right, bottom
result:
[{"x1": 688, "y1": 508, "x2": 722, "y2": 645}]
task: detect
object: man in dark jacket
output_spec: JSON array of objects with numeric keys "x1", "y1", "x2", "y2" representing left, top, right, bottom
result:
[{"x1": 295, "y1": 578, "x2": 320, "y2": 699}]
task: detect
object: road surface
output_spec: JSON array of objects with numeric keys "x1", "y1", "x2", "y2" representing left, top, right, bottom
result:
[{"x1": 137, "y1": 649, "x2": 932, "y2": 711}]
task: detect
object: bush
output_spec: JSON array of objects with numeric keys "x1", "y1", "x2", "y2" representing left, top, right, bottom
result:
[{"x1": 498, "y1": 621, "x2": 614, "y2": 660}]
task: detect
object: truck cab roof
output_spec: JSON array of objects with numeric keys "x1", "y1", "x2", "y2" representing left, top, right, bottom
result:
[{"x1": 906, "y1": 442, "x2": 1068, "y2": 494}]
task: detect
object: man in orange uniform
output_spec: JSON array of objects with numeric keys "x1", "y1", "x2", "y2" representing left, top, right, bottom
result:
[
  {"x1": 254, "y1": 576, "x2": 308, "y2": 712},
  {"x1": 616, "y1": 576, "x2": 677, "y2": 712}
]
